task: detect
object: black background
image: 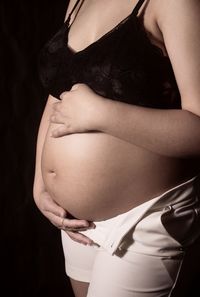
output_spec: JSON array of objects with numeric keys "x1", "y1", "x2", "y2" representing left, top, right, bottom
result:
[
  {"x1": 1, "y1": 0, "x2": 74, "y2": 296},
  {"x1": 1, "y1": 0, "x2": 200, "y2": 296}
]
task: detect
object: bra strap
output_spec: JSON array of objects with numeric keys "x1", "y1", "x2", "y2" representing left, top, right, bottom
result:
[
  {"x1": 66, "y1": 0, "x2": 83, "y2": 25},
  {"x1": 132, "y1": 0, "x2": 146, "y2": 16}
]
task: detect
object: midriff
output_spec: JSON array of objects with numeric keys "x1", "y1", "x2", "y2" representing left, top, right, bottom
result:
[{"x1": 41, "y1": 122, "x2": 197, "y2": 221}]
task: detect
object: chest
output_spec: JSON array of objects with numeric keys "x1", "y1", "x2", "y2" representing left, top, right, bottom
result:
[{"x1": 67, "y1": 0, "x2": 165, "y2": 56}]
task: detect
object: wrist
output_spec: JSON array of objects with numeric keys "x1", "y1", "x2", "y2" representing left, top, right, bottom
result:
[{"x1": 93, "y1": 95, "x2": 115, "y2": 132}]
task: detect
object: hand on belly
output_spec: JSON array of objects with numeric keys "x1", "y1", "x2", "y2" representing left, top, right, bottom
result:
[{"x1": 41, "y1": 124, "x2": 186, "y2": 221}]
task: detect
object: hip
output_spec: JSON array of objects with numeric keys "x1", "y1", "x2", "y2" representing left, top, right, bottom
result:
[{"x1": 80, "y1": 175, "x2": 200, "y2": 256}]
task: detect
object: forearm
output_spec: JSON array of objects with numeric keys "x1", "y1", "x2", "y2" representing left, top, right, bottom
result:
[
  {"x1": 33, "y1": 95, "x2": 56, "y2": 197},
  {"x1": 98, "y1": 98, "x2": 200, "y2": 158}
]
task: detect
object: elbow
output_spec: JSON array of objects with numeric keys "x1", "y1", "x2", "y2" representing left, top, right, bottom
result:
[{"x1": 165, "y1": 110, "x2": 200, "y2": 158}]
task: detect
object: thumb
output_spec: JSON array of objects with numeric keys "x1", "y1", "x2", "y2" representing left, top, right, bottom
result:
[{"x1": 51, "y1": 125, "x2": 70, "y2": 138}]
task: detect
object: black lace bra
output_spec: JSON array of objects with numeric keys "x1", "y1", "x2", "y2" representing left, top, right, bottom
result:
[{"x1": 38, "y1": 0, "x2": 181, "y2": 109}]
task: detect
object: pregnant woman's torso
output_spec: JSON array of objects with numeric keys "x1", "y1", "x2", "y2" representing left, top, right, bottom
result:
[
  {"x1": 42, "y1": 121, "x2": 197, "y2": 221},
  {"x1": 39, "y1": 0, "x2": 199, "y2": 221}
]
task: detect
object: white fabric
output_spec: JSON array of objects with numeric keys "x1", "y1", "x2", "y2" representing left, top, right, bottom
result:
[{"x1": 61, "y1": 175, "x2": 199, "y2": 296}]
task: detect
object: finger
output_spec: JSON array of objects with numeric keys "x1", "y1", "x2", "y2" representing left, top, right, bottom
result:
[
  {"x1": 62, "y1": 218, "x2": 93, "y2": 229},
  {"x1": 61, "y1": 226, "x2": 94, "y2": 232},
  {"x1": 46, "y1": 211, "x2": 66, "y2": 227},
  {"x1": 71, "y1": 84, "x2": 80, "y2": 91},
  {"x1": 43, "y1": 196, "x2": 66, "y2": 218},
  {"x1": 66, "y1": 231, "x2": 94, "y2": 245},
  {"x1": 50, "y1": 220, "x2": 61, "y2": 228},
  {"x1": 51, "y1": 124, "x2": 71, "y2": 138},
  {"x1": 60, "y1": 91, "x2": 69, "y2": 100},
  {"x1": 48, "y1": 213, "x2": 94, "y2": 231},
  {"x1": 50, "y1": 113, "x2": 65, "y2": 124}
]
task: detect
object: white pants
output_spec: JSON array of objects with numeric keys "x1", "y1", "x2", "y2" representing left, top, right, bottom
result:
[{"x1": 61, "y1": 176, "x2": 200, "y2": 297}]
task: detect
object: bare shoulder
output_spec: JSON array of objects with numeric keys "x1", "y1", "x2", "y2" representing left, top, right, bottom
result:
[
  {"x1": 152, "y1": 0, "x2": 200, "y2": 116},
  {"x1": 64, "y1": 0, "x2": 77, "y2": 22},
  {"x1": 153, "y1": 0, "x2": 200, "y2": 29}
]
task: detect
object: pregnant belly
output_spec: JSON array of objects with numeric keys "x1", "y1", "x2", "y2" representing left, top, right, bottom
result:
[{"x1": 41, "y1": 124, "x2": 187, "y2": 221}]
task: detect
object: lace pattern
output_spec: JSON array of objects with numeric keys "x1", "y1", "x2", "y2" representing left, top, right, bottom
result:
[{"x1": 38, "y1": 12, "x2": 181, "y2": 109}]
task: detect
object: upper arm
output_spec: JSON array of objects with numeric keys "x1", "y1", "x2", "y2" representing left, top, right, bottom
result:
[{"x1": 157, "y1": 0, "x2": 200, "y2": 116}]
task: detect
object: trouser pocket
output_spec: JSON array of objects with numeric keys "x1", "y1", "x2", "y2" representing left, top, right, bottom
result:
[{"x1": 161, "y1": 196, "x2": 200, "y2": 248}]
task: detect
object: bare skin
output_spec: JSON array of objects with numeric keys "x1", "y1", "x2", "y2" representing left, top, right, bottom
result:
[
  {"x1": 33, "y1": 0, "x2": 200, "y2": 296},
  {"x1": 70, "y1": 279, "x2": 89, "y2": 297},
  {"x1": 40, "y1": 0, "x2": 200, "y2": 219}
]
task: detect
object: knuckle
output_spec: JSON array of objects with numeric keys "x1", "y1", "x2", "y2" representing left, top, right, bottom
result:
[
  {"x1": 60, "y1": 211, "x2": 66, "y2": 218},
  {"x1": 60, "y1": 91, "x2": 68, "y2": 99}
]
